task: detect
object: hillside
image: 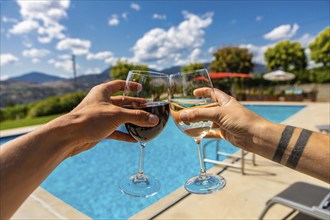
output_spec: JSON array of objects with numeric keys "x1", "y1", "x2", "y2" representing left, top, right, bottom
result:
[
  {"x1": 0, "y1": 71, "x2": 111, "y2": 107},
  {"x1": 0, "y1": 63, "x2": 266, "y2": 107},
  {"x1": 7, "y1": 71, "x2": 65, "y2": 84}
]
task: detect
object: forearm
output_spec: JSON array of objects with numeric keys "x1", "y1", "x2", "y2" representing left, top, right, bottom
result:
[
  {"x1": 249, "y1": 121, "x2": 330, "y2": 183},
  {"x1": 0, "y1": 114, "x2": 78, "y2": 219}
]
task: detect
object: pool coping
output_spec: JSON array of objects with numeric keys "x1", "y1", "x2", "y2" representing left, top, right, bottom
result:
[{"x1": 3, "y1": 101, "x2": 329, "y2": 219}]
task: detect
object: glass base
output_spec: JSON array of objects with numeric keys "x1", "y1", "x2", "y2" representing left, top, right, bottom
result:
[
  {"x1": 119, "y1": 174, "x2": 160, "y2": 198},
  {"x1": 184, "y1": 174, "x2": 226, "y2": 194}
]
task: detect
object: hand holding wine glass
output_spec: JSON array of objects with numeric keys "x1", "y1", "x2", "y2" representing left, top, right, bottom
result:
[
  {"x1": 120, "y1": 70, "x2": 170, "y2": 198},
  {"x1": 169, "y1": 69, "x2": 226, "y2": 194}
]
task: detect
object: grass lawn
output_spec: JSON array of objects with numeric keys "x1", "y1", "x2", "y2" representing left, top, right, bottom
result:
[{"x1": 0, "y1": 114, "x2": 61, "y2": 130}]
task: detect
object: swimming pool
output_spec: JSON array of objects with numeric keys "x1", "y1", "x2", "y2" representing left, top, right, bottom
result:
[{"x1": 0, "y1": 105, "x2": 305, "y2": 219}]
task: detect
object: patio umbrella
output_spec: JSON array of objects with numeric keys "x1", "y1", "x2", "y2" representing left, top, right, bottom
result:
[
  {"x1": 210, "y1": 72, "x2": 253, "y2": 79},
  {"x1": 209, "y1": 72, "x2": 253, "y2": 97},
  {"x1": 263, "y1": 70, "x2": 295, "y2": 81}
]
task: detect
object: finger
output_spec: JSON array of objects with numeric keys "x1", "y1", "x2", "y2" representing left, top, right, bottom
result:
[
  {"x1": 180, "y1": 106, "x2": 220, "y2": 124},
  {"x1": 99, "y1": 80, "x2": 142, "y2": 96},
  {"x1": 119, "y1": 108, "x2": 159, "y2": 127},
  {"x1": 111, "y1": 96, "x2": 147, "y2": 106},
  {"x1": 193, "y1": 88, "x2": 231, "y2": 106},
  {"x1": 107, "y1": 130, "x2": 137, "y2": 142}
]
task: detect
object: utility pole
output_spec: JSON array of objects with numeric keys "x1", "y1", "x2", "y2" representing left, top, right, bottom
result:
[{"x1": 72, "y1": 54, "x2": 77, "y2": 90}]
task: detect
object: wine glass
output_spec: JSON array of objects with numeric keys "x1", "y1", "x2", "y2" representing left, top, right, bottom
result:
[
  {"x1": 169, "y1": 68, "x2": 226, "y2": 194},
  {"x1": 119, "y1": 70, "x2": 170, "y2": 197}
]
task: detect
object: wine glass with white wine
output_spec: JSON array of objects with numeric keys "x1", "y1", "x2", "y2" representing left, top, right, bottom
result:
[{"x1": 169, "y1": 69, "x2": 226, "y2": 194}]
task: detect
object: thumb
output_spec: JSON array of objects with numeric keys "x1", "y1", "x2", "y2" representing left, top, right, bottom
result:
[{"x1": 120, "y1": 108, "x2": 159, "y2": 127}]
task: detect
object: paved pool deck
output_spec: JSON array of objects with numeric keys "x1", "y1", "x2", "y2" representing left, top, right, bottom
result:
[{"x1": 2, "y1": 101, "x2": 329, "y2": 219}]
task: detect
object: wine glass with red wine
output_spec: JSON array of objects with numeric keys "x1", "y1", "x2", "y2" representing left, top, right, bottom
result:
[
  {"x1": 169, "y1": 68, "x2": 226, "y2": 194},
  {"x1": 119, "y1": 70, "x2": 170, "y2": 197}
]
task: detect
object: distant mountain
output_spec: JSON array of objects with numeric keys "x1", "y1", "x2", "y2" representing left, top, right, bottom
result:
[
  {"x1": 252, "y1": 63, "x2": 267, "y2": 74},
  {"x1": 7, "y1": 72, "x2": 65, "y2": 84}
]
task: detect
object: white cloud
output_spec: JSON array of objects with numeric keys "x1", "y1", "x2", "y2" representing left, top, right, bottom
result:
[
  {"x1": 122, "y1": 12, "x2": 128, "y2": 19},
  {"x1": 188, "y1": 48, "x2": 202, "y2": 63},
  {"x1": 264, "y1": 23, "x2": 299, "y2": 41},
  {"x1": 2, "y1": 16, "x2": 18, "y2": 23},
  {"x1": 22, "y1": 48, "x2": 50, "y2": 57},
  {"x1": 295, "y1": 33, "x2": 315, "y2": 47},
  {"x1": 130, "y1": 3, "x2": 140, "y2": 11},
  {"x1": 9, "y1": 0, "x2": 70, "y2": 43},
  {"x1": 256, "y1": 16, "x2": 263, "y2": 22},
  {"x1": 87, "y1": 51, "x2": 114, "y2": 60},
  {"x1": 0, "y1": 53, "x2": 19, "y2": 66},
  {"x1": 37, "y1": 22, "x2": 66, "y2": 43},
  {"x1": 131, "y1": 11, "x2": 213, "y2": 68},
  {"x1": 32, "y1": 58, "x2": 40, "y2": 63},
  {"x1": 87, "y1": 51, "x2": 118, "y2": 65},
  {"x1": 84, "y1": 67, "x2": 101, "y2": 75},
  {"x1": 58, "y1": 54, "x2": 71, "y2": 60},
  {"x1": 108, "y1": 14, "x2": 120, "y2": 26},
  {"x1": 239, "y1": 43, "x2": 274, "y2": 64},
  {"x1": 0, "y1": 74, "x2": 10, "y2": 81},
  {"x1": 56, "y1": 38, "x2": 91, "y2": 55},
  {"x1": 208, "y1": 46, "x2": 215, "y2": 54},
  {"x1": 48, "y1": 57, "x2": 77, "y2": 73},
  {"x1": 9, "y1": 20, "x2": 39, "y2": 34},
  {"x1": 153, "y1": 14, "x2": 166, "y2": 20}
]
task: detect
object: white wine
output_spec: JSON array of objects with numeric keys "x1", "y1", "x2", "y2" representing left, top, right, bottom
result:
[{"x1": 170, "y1": 98, "x2": 216, "y2": 139}]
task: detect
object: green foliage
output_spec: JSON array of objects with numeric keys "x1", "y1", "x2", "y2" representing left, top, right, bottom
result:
[
  {"x1": 0, "y1": 104, "x2": 29, "y2": 121},
  {"x1": 181, "y1": 63, "x2": 205, "y2": 72},
  {"x1": 110, "y1": 60, "x2": 148, "y2": 80},
  {"x1": 309, "y1": 27, "x2": 330, "y2": 67},
  {"x1": 209, "y1": 46, "x2": 254, "y2": 73},
  {"x1": 264, "y1": 40, "x2": 307, "y2": 72},
  {"x1": 309, "y1": 66, "x2": 330, "y2": 83},
  {"x1": 60, "y1": 92, "x2": 86, "y2": 113},
  {"x1": 28, "y1": 96, "x2": 62, "y2": 118}
]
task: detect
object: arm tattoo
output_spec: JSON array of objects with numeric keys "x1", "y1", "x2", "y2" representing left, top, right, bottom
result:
[
  {"x1": 272, "y1": 126, "x2": 295, "y2": 163},
  {"x1": 286, "y1": 129, "x2": 312, "y2": 169}
]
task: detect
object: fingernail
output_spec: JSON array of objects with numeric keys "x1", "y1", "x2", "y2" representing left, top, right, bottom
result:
[
  {"x1": 180, "y1": 111, "x2": 188, "y2": 121},
  {"x1": 148, "y1": 114, "x2": 159, "y2": 124},
  {"x1": 137, "y1": 84, "x2": 142, "y2": 92}
]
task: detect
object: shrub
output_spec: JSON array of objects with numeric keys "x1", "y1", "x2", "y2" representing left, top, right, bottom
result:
[
  {"x1": 0, "y1": 104, "x2": 29, "y2": 121},
  {"x1": 60, "y1": 92, "x2": 86, "y2": 113},
  {"x1": 28, "y1": 96, "x2": 62, "y2": 118}
]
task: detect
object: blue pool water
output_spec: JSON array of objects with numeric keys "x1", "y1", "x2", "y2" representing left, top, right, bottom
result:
[{"x1": 0, "y1": 105, "x2": 304, "y2": 219}]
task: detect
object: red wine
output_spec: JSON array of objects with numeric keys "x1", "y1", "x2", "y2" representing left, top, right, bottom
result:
[{"x1": 125, "y1": 102, "x2": 170, "y2": 143}]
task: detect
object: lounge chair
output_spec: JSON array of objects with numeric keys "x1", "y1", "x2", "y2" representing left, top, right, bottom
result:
[
  {"x1": 316, "y1": 124, "x2": 330, "y2": 134},
  {"x1": 203, "y1": 139, "x2": 256, "y2": 175},
  {"x1": 259, "y1": 181, "x2": 330, "y2": 220}
]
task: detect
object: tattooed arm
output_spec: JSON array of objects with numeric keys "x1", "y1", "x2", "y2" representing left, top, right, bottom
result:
[{"x1": 179, "y1": 88, "x2": 330, "y2": 183}]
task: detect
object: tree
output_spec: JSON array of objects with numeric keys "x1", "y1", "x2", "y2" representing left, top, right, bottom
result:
[
  {"x1": 181, "y1": 63, "x2": 205, "y2": 72},
  {"x1": 110, "y1": 61, "x2": 148, "y2": 80},
  {"x1": 264, "y1": 40, "x2": 307, "y2": 72},
  {"x1": 309, "y1": 27, "x2": 330, "y2": 67},
  {"x1": 208, "y1": 46, "x2": 254, "y2": 73}
]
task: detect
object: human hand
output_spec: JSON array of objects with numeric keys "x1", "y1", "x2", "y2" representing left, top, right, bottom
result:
[
  {"x1": 62, "y1": 80, "x2": 159, "y2": 156},
  {"x1": 179, "y1": 88, "x2": 270, "y2": 151}
]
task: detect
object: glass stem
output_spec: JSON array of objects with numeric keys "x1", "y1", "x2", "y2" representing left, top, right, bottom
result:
[
  {"x1": 137, "y1": 142, "x2": 146, "y2": 178},
  {"x1": 195, "y1": 139, "x2": 207, "y2": 178}
]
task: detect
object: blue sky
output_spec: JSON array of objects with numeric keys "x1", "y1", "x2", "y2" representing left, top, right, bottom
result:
[{"x1": 1, "y1": 0, "x2": 329, "y2": 80}]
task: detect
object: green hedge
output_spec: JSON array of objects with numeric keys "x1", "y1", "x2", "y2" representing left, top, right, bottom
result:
[{"x1": 0, "y1": 92, "x2": 86, "y2": 121}]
